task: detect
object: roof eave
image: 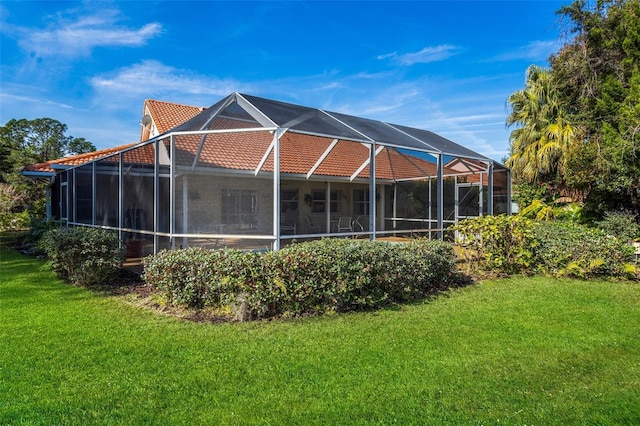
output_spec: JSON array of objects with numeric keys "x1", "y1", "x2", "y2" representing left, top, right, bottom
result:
[{"x1": 21, "y1": 170, "x2": 55, "y2": 178}]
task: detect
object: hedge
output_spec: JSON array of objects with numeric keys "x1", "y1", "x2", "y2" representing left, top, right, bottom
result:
[
  {"x1": 39, "y1": 226, "x2": 124, "y2": 286},
  {"x1": 142, "y1": 238, "x2": 457, "y2": 320}
]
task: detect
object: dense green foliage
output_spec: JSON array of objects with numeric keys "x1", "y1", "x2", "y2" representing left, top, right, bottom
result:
[
  {"x1": 534, "y1": 221, "x2": 635, "y2": 278},
  {"x1": 0, "y1": 118, "x2": 95, "y2": 177},
  {"x1": 511, "y1": 182, "x2": 551, "y2": 209},
  {"x1": 454, "y1": 214, "x2": 636, "y2": 278},
  {"x1": 507, "y1": 0, "x2": 640, "y2": 218},
  {"x1": 506, "y1": 65, "x2": 574, "y2": 184},
  {"x1": 0, "y1": 118, "x2": 95, "y2": 230},
  {"x1": 3, "y1": 248, "x2": 639, "y2": 424},
  {"x1": 453, "y1": 215, "x2": 538, "y2": 274},
  {"x1": 596, "y1": 210, "x2": 640, "y2": 242},
  {"x1": 39, "y1": 227, "x2": 124, "y2": 286},
  {"x1": 143, "y1": 239, "x2": 457, "y2": 319},
  {"x1": 142, "y1": 246, "x2": 260, "y2": 309}
]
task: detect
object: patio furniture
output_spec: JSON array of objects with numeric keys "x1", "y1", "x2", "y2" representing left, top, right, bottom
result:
[
  {"x1": 337, "y1": 216, "x2": 353, "y2": 232},
  {"x1": 305, "y1": 216, "x2": 321, "y2": 233},
  {"x1": 281, "y1": 210, "x2": 298, "y2": 234},
  {"x1": 351, "y1": 216, "x2": 364, "y2": 232}
]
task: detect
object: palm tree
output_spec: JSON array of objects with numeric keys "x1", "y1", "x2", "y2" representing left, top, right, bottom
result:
[{"x1": 506, "y1": 65, "x2": 575, "y2": 183}]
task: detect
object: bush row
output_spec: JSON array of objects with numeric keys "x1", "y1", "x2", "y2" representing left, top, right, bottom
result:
[
  {"x1": 453, "y1": 216, "x2": 636, "y2": 279},
  {"x1": 40, "y1": 227, "x2": 124, "y2": 286},
  {"x1": 142, "y1": 238, "x2": 457, "y2": 320}
]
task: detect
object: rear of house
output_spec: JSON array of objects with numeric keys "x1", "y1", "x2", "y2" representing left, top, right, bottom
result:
[{"x1": 24, "y1": 93, "x2": 511, "y2": 257}]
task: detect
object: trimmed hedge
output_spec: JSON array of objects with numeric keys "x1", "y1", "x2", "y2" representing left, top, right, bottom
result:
[
  {"x1": 141, "y1": 247, "x2": 261, "y2": 308},
  {"x1": 40, "y1": 226, "x2": 124, "y2": 286},
  {"x1": 142, "y1": 238, "x2": 457, "y2": 320}
]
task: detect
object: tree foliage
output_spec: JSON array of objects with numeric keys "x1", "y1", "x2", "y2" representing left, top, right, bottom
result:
[
  {"x1": 0, "y1": 118, "x2": 95, "y2": 179},
  {"x1": 508, "y1": 0, "x2": 640, "y2": 218},
  {"x1": 506, "y1": 65, "x2": 575, "y2": 185},
  {"x1": 0, "y1": 118, "x2": 95, "y2": 226}
]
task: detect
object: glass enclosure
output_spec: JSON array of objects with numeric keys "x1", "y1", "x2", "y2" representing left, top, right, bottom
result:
[{"x1": 56, "y1": 93, "x2": 510, "y2": 257}]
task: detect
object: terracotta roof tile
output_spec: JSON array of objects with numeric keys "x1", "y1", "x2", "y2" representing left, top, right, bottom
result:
[
  {"x1": 172, "y1": 131, "x2": 274, "y2": 170},
  {"x1": 145, "y1": 99, "x2": 205, "y2": 134},
  {"x1": 23, "y1": 143, "x2": 137, "y2": 174},
  {"x1": 25, "y1": 99, "x2": 487, "y2": 184},
  {"x1": 122, "y1": 143, "x2": 156, "y2": 165},
  {"x1": 279, "y1": 133, "x2": 335, "y2": 174},
  {"x1": 25, "y1": 130, "x2": 479, "y2": 183}
]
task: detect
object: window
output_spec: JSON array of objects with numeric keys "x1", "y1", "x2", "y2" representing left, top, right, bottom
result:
[
  {"x1": 75, "y1": 167, "x2": 93, "y2": 224},
  {"x1": 311, "y1": 189, "x2": 340, "y2": 214},
  {"x1": 281, "y1": 189, "x2": 298, "y2": 213},
  {"x1": 60, "y1": 182, "x2": 68, "y2": 221},
  {"x1": 330, "y1": 191, "x2": 340, "y2": 214},
  {"x1": 311, "y1": 190, "x2": 325, "y2": 213},
  {"x1": 353, "y1": 189, "x2": 370, "y2": 215},
  {"x1": 221, "y1": 189, "x2": 258, "y2": 229}
]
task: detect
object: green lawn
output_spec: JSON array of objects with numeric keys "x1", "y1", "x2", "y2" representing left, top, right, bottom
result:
[{"x1": 1, "y1": 247, "x2": 639, "y2": 425}]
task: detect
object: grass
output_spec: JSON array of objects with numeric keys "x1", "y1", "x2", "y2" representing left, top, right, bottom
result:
[{"x1": 1, "y1": 247, "x2": 639, "y2": 425}]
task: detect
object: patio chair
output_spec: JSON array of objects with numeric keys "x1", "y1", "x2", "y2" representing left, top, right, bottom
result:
[
  {"x1": 305, "y1": 216, "x2": 321, "y2": 233},
  {"x1": 280, "y1": 210, "x2": 298, "y2": 234},
  {"x1": 337, "y1": 216, "x2": 353, "y2": 232},
  {"x1": 351, "y1": 216, "x2": 364, "y2": 232}
]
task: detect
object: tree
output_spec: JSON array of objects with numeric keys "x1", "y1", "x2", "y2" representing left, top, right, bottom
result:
[
  {"x1": 506, "y1": 65, "x2": 576, "y2": 187},
  {"x1": 550, "y1": 0, "x2": 640, "y2": 216},
  {"x1": 68, "y1": 137, "x2": 95, "y2": 156},
  {"x1": 0, "y1": 118, "x2": 96, "y2": 179},
  {"x1": 0, "y1": 118, "x2": 96, "y2": 226},
  {"x1": 507, "y1": 0, "x2": 640, "y2": 217}
]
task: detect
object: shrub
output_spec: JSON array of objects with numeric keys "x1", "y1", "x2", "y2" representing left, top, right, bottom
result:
[
  {"x1": 452, "y1": 215, "x2": 538, "y2": 274},
  {"x1": 40, "y1": 226, "x2": 124, "y2": 286},
  {"x1": 511, "y1": 182, "x2": 550, "y2": 210},
  {"x1": 260, "y1": 239, "x2": 383, "y2": 317},
  {"x1": 0, "y1": 210, "x2": 30, "y2": 232},
  {"x1": 142, "y1": 247, "x2": 261, "y2": 309},
  {"x1": 142, "y1": 239, "x2": 457, "y2": 320},
  {"x1": 596, "y1": 211, "x2": 640, "y2": 242},
  {"x1": 533, "y1": 221, "x2": 635, "y2": 279},
  {"x1": 27, "y1": 217, "x2": 60, "y2": 243},
  {"x1": 246, "y1": 238, "x2": 455, "y2": 318}
]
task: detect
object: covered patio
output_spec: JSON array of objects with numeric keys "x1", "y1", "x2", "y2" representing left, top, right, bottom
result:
[{"x1": 52, "y1": 93, "x2": 510, "y2": 257}]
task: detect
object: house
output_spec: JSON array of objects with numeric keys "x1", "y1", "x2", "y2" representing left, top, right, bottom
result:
[{"x1": 24, "y1": 93, "x2": 511, "y2": 257}]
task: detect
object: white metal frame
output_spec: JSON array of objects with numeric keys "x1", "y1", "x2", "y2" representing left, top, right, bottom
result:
[{"x1": 57, "y1": 93, "x2": 510, "y2": 254}]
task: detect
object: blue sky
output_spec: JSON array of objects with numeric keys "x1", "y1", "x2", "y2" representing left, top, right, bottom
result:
[{"x1": 1, "y1": 1, "x2": 568, "y2": 161}]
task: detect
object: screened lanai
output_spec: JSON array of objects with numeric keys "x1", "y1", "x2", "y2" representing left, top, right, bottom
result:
[{"x1": 56, "y1": 92, "x2": 510, "y2": 257}]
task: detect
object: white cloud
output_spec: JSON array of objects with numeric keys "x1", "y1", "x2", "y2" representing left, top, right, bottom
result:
[
  {"x1": 90, "y1": 60, "x2": 254, "y2": 108},
  {"x1": 0, "y1": 92, "x2": 74, "y2": 110},
  {"x1": 14, "y1": 8, "x2": 161, "y2": 58},
  {"x1": 493, "y1": 40, "x2": 560, "y2": 62},
  {"x1": 378, "y1": 45, "x2": 462, "y2": 66}
]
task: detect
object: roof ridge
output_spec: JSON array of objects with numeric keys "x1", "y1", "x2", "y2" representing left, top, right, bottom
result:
[{"x1": 145, "y1": 99, "x2": 206, "y2": 110}]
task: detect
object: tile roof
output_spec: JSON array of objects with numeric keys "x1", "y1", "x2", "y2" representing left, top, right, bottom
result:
[
  {"x1": 25, "y1": 98, "x2": 489, "y2": 183},
  {"x1": 24, "y1": 99, "x2": 203, "y2": 175},
  {"x1": 23, "y1": 143, "x2": 138, "y2": 175},
  {"x1": 144, "y1": 99, "x2": 205, "y2": 135},
  {"x1": 27, "y1": 130, "x2": 472, "y2": 182},
  {"x1": 168, "y1": 131, "x2": 459, "y2": 180},
  {"x1": 122, "y1": 143, "x2": 156, "y2": 165}
]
